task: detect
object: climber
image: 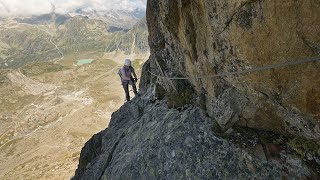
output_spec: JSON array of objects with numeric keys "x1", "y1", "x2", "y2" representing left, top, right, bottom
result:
[{"x1": 119, "y1": 59, "x2": 138, "y2": 102}]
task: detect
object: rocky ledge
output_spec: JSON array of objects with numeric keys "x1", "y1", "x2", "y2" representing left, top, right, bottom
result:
[{"x1": 73, "y1": 86, "x2": 318, "y2": 179}]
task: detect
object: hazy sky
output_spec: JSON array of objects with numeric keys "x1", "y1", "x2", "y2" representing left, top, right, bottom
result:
[{"x1": 0, "y1": 0, "x2": 147, "y2": 17}]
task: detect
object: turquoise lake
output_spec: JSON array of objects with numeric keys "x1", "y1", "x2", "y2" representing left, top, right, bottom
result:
[{"x1": 77, "y1": 59, "x2": 95, "y2": 65}]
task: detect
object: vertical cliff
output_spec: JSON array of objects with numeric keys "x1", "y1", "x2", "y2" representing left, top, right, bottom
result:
[
  {"x1": 73, "y1": 0, "x2": 320, "y2": 179},
  {"x1": 143, "y1": 0, "x2": 320, "y2": 140}
]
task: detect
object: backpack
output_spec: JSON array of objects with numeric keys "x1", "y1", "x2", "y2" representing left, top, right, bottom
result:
[{"x1": 118, "y1": 66, "x2": 134, "y2": 81}]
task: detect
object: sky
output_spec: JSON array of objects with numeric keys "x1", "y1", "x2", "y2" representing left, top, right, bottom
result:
[{"x1": 0, "y1": 0, "x2": 147, "y2": 17}]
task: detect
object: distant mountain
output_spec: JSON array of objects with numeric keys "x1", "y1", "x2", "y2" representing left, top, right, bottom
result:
[
  {"x1": 105, "y1": 17, "x2": 149, "y2": 55},
  {"x1": 107, "y1": 26, "x2": 129, "y2": 33},
  {"x1": 0, "y1": 11, "x2": 149, "y2": 69},
  {"x1": 13, "y1": 13, "x2": 71, "y2": 25},
  {"x1": 70, "y1": 8, "x2": 146, "y2": 29}
]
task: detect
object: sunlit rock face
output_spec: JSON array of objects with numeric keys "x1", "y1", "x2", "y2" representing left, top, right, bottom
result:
[{"x1": 143, "y1": 0, "x2": 320, "y2": 141}]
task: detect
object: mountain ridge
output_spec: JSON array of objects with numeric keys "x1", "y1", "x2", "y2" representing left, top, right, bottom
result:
[{"x1": 0, "y1": 11, "x2": 149, "y2": 69}]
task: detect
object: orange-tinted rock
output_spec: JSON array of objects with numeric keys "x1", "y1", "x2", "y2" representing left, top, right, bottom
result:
[{"x1": 143, "y1": 0, "x2": 320, "y2": 140}]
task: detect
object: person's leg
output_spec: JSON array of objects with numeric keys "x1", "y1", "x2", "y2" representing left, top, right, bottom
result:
[
  {"x1": 122, "y1": 81, "x2": 130, "y2": 101},
  {"x1": 132, "y1": 81, "x2": 138, "y2": 96},
  {"x1": 129, "y1": 79, "x2": 138, "y2": 96}
]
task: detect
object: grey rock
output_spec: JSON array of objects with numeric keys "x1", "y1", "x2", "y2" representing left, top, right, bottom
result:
[
  {"x1": 210, "y1": 87, "x2": 249, "y2": 131},
  {"x1": 73, "y1": 88, "x2": 312, "y2": 179},
  {"x1": 141, "y1": 0, "x2": 320, "y2": 141}
]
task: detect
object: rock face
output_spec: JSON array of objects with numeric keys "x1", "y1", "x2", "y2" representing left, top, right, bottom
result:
[
  {"x1": 73, "y1": 0, "x2": 320, "y2": 179},
  {"x1": 73, "y1": 87, "x2": 314, "y2": 179},
  {"x1": 144, "y1": 0, "x2": 320, "y2": 140}
]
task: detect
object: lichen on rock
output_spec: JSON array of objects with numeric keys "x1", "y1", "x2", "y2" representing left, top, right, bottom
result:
[{"x1": 73, "y1": 86, "x2": 316, "y2": 179}]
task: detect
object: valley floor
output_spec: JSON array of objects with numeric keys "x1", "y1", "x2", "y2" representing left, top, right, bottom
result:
[{"x1": 0, "y1": 54, "x2": 144, "y2": 180}]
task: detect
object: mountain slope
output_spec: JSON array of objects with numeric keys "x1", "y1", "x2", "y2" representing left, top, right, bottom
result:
[
  {"x1": 105, "y1": 17, "x2": 149, "y2": 55},
  {"x1": 0, "y1": 9, "x2": 148, "y2": 179},
  {"x1": 0, "y1": 55, "x2": 146, "y2": 179},
  {"x1": 0, "y1": 13, "x2": 149, "y2": 68},
  {"x1": 73, "y1": 8, "x2": 146, "y2": 29}
]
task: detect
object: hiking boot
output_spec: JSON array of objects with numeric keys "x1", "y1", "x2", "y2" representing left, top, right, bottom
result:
[{"x1": 134, "y1": 91, "x2": 140, "y2": 97}]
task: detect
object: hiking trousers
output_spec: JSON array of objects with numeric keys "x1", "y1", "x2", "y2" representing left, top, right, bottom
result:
[{"x1": 122, "y1": 80, "x2": 137, "y2": 101}]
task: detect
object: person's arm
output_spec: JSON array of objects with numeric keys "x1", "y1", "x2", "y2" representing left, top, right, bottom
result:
[{"x1": 132, "y1": 67, "x2": 138, "y2": 79}]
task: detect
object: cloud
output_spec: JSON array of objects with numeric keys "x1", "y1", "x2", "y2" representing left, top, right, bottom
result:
[{"x1": 0, "y1": 0, "x2": 146, "y2": 17}]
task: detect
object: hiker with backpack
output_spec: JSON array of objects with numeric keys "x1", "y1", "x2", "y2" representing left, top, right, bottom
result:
[{"x1": 119, "y1": 59, "x2": 138, "y2": 102}]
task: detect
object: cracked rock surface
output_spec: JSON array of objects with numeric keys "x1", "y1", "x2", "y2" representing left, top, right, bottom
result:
[
  {"x1": 144, "y1": 0, "x2": 320, "y2": 140},
  {"x1": 73, "y1": 87, "x2": 314, "y2": 179}
]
